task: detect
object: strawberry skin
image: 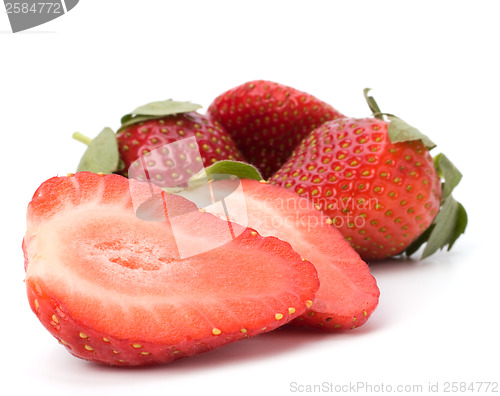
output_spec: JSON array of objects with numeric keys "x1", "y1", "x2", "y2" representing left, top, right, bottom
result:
[
  {"x1": 23, "y1": 172, "x2": 319, "y2": 366},
  {"x1": 208, "y1": 80, "x2": 344, "y2": 179},
  {"x1": 202, "y1": 178, "x2": 380, "y2": 330},
  {"x1": 270, "y1": 117, "x2": 442, "y2": 260},
  {"x1": 116, "y1": 112, "x2": 244, "y2": 186}
]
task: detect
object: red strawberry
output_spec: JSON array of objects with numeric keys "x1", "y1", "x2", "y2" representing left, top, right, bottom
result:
[
  {"x1": 112, "y1": 100, "x2": 245, "y2": 186},
  {"x1": 201, "y1": 177, "x2": 379, "y2": 330},
  {"x1": 23, "y1": 172, "x2": 319, "y2": 366},
  {"x1": 270, "y1": 90, "x2": 467, "y2": 261},
  {"x1": 208, "y1": 80, "x2": 344, "y2": 179}
]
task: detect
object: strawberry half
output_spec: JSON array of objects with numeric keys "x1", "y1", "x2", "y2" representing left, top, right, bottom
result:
[
  {"x1": 208, "y1": 80, "x2": 344, "y2": 179},
  {"x1": 271, "y1": 90, "x2": 467, "y2": 260},
  {"x1": 192, "y1": 171, "x2": 379, "y2": 330},
  {"x1": 23, "y1": 172, "x2": 319, "y2": 366}
]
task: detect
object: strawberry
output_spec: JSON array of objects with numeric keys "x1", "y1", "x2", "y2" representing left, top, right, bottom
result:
[
  {"x1": 23, "y1": 172, "x2": 319, "y2": 366},
  {"x1": 270, "y1": 90, "x2": 467, "y2": 261},
  {"x1": 208, "y1": 80, "x2": 344, "y2": 179},
  {"x1": 73, "y1": 100, "x2": 245, "y2": 186},
  {"x1": 198, "y1": 175, "x2": 379, "y2": 330}
]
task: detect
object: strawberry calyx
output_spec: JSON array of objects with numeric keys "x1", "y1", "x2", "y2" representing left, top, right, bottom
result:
[
  {"x1": 72, "y1": 128, "x2": 122, "y2": 174},
  {"x1": 119, "y1": 99, "x2": 202, "y2": 131},
  {"x1": 364, "y1": 88, "x2": 436, "y2": 149},
  {"x1": 363, "y1": 88, "x2": 467, "y2": 259},
  {"x1": 73, "y1": 100, "x2": 202, "y2": 174},
  {"x1": 188, "y1": 160, "x2": 263, "y2": 188},
  {"x1": 157, "y1": 161, "x2": 265, "y2": 212}
]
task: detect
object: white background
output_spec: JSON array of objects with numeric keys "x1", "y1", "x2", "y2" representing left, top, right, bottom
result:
[{"x1": 1, "y1": 1, "x2": 499, "y2": 395}]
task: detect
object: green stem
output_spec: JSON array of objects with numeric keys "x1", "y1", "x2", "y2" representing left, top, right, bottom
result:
[
  {"x1": 72, "y1": 132, "x2": 93, "y2": 146},
  {"x1": 373, "y1": 112, "x2": 397, "y2": 119},
  {"x1": 363, "y1": 88, "x2": 384, "y2": 120}
]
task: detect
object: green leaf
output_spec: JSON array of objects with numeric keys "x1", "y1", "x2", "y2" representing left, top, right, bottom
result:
[
  {"x1": 404, "y1": 224, "x2": 435, "y2": 257},
  {"x1": 387, "y1": 115, "x2": 436, "y2": 149},
  {"x1": 434, "y1": 153, "x2": 463, "y2": 200},
  {"x1": 120, "y1": 114, "x2": 162, "y2": 129},
  {"x1": 75, "y1": 127, "x2": 120, "y2": 174},
  {"x1": 159, "y1": 161, "x2": 263, "y2": 211},
  {"x1": 420, "y1": 195, "x2": 468, "y2": 259},
  {"x1": 204, "y1": 160, "x2": 263, "y2": 181},
  {"x1": 120, "y1": 99, "x2": 202, "y2": 129},
  {"x1": 188, "y1": 160, "x2": 263, "y2": 189}
]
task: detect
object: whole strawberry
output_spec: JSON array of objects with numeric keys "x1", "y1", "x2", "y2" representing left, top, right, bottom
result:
[
  {"x1": 73, "y1": 100, "x2": 245, "y2": 187},
  {"x1": 208, "y1": 80, "x2": 344, "y2": 179},
  {"x1": 271, "y1": 90, "x2": 467, "y2": 260},
  {"x1": 116, "y1": 100, "x2": 245, "y2": 187}
]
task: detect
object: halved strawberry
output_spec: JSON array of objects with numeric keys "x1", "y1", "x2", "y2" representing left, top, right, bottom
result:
[
  {"x1": 23, "y1": 172, "x2": 319, "y2": 366},
  {"x1": 197, "y1": 176, "x2": 380, "y2": 330}
]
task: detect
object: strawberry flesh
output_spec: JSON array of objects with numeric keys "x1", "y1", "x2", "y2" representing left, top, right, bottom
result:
[
  {"x1": 23, "y1": 172, "x2": 319, "y2": 365},
  {"x1": 200, "y1": 179, "x2": 380, "y2": 330}
]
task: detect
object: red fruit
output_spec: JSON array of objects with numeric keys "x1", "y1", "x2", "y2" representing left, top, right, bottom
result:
[
  {"x1": 202, "y1": 178, "x2": 379, "y2": 330},
  {"x1": 271, "y1": 90, "x2": 468, "y2": 261},
  {"x1": 208, "y1": 80, "x2": 344, "y2": 179},
  {"x1": 271, "y1": 117, "x2": 443, "y2": 260},
  {"x1": 116, "y1": 100, "x2": 244, "y2": 187},
  {"x1": 23, "y1": 172, "x2": 319, "y2": 366}
]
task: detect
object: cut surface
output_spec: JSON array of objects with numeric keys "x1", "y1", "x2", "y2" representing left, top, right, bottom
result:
[
  {"x1": 203, "y1": 179, "x2": 380, "y2": 330},
  {"x1": 24, "y1": 172, "x2": 319, "y2": 365}
]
